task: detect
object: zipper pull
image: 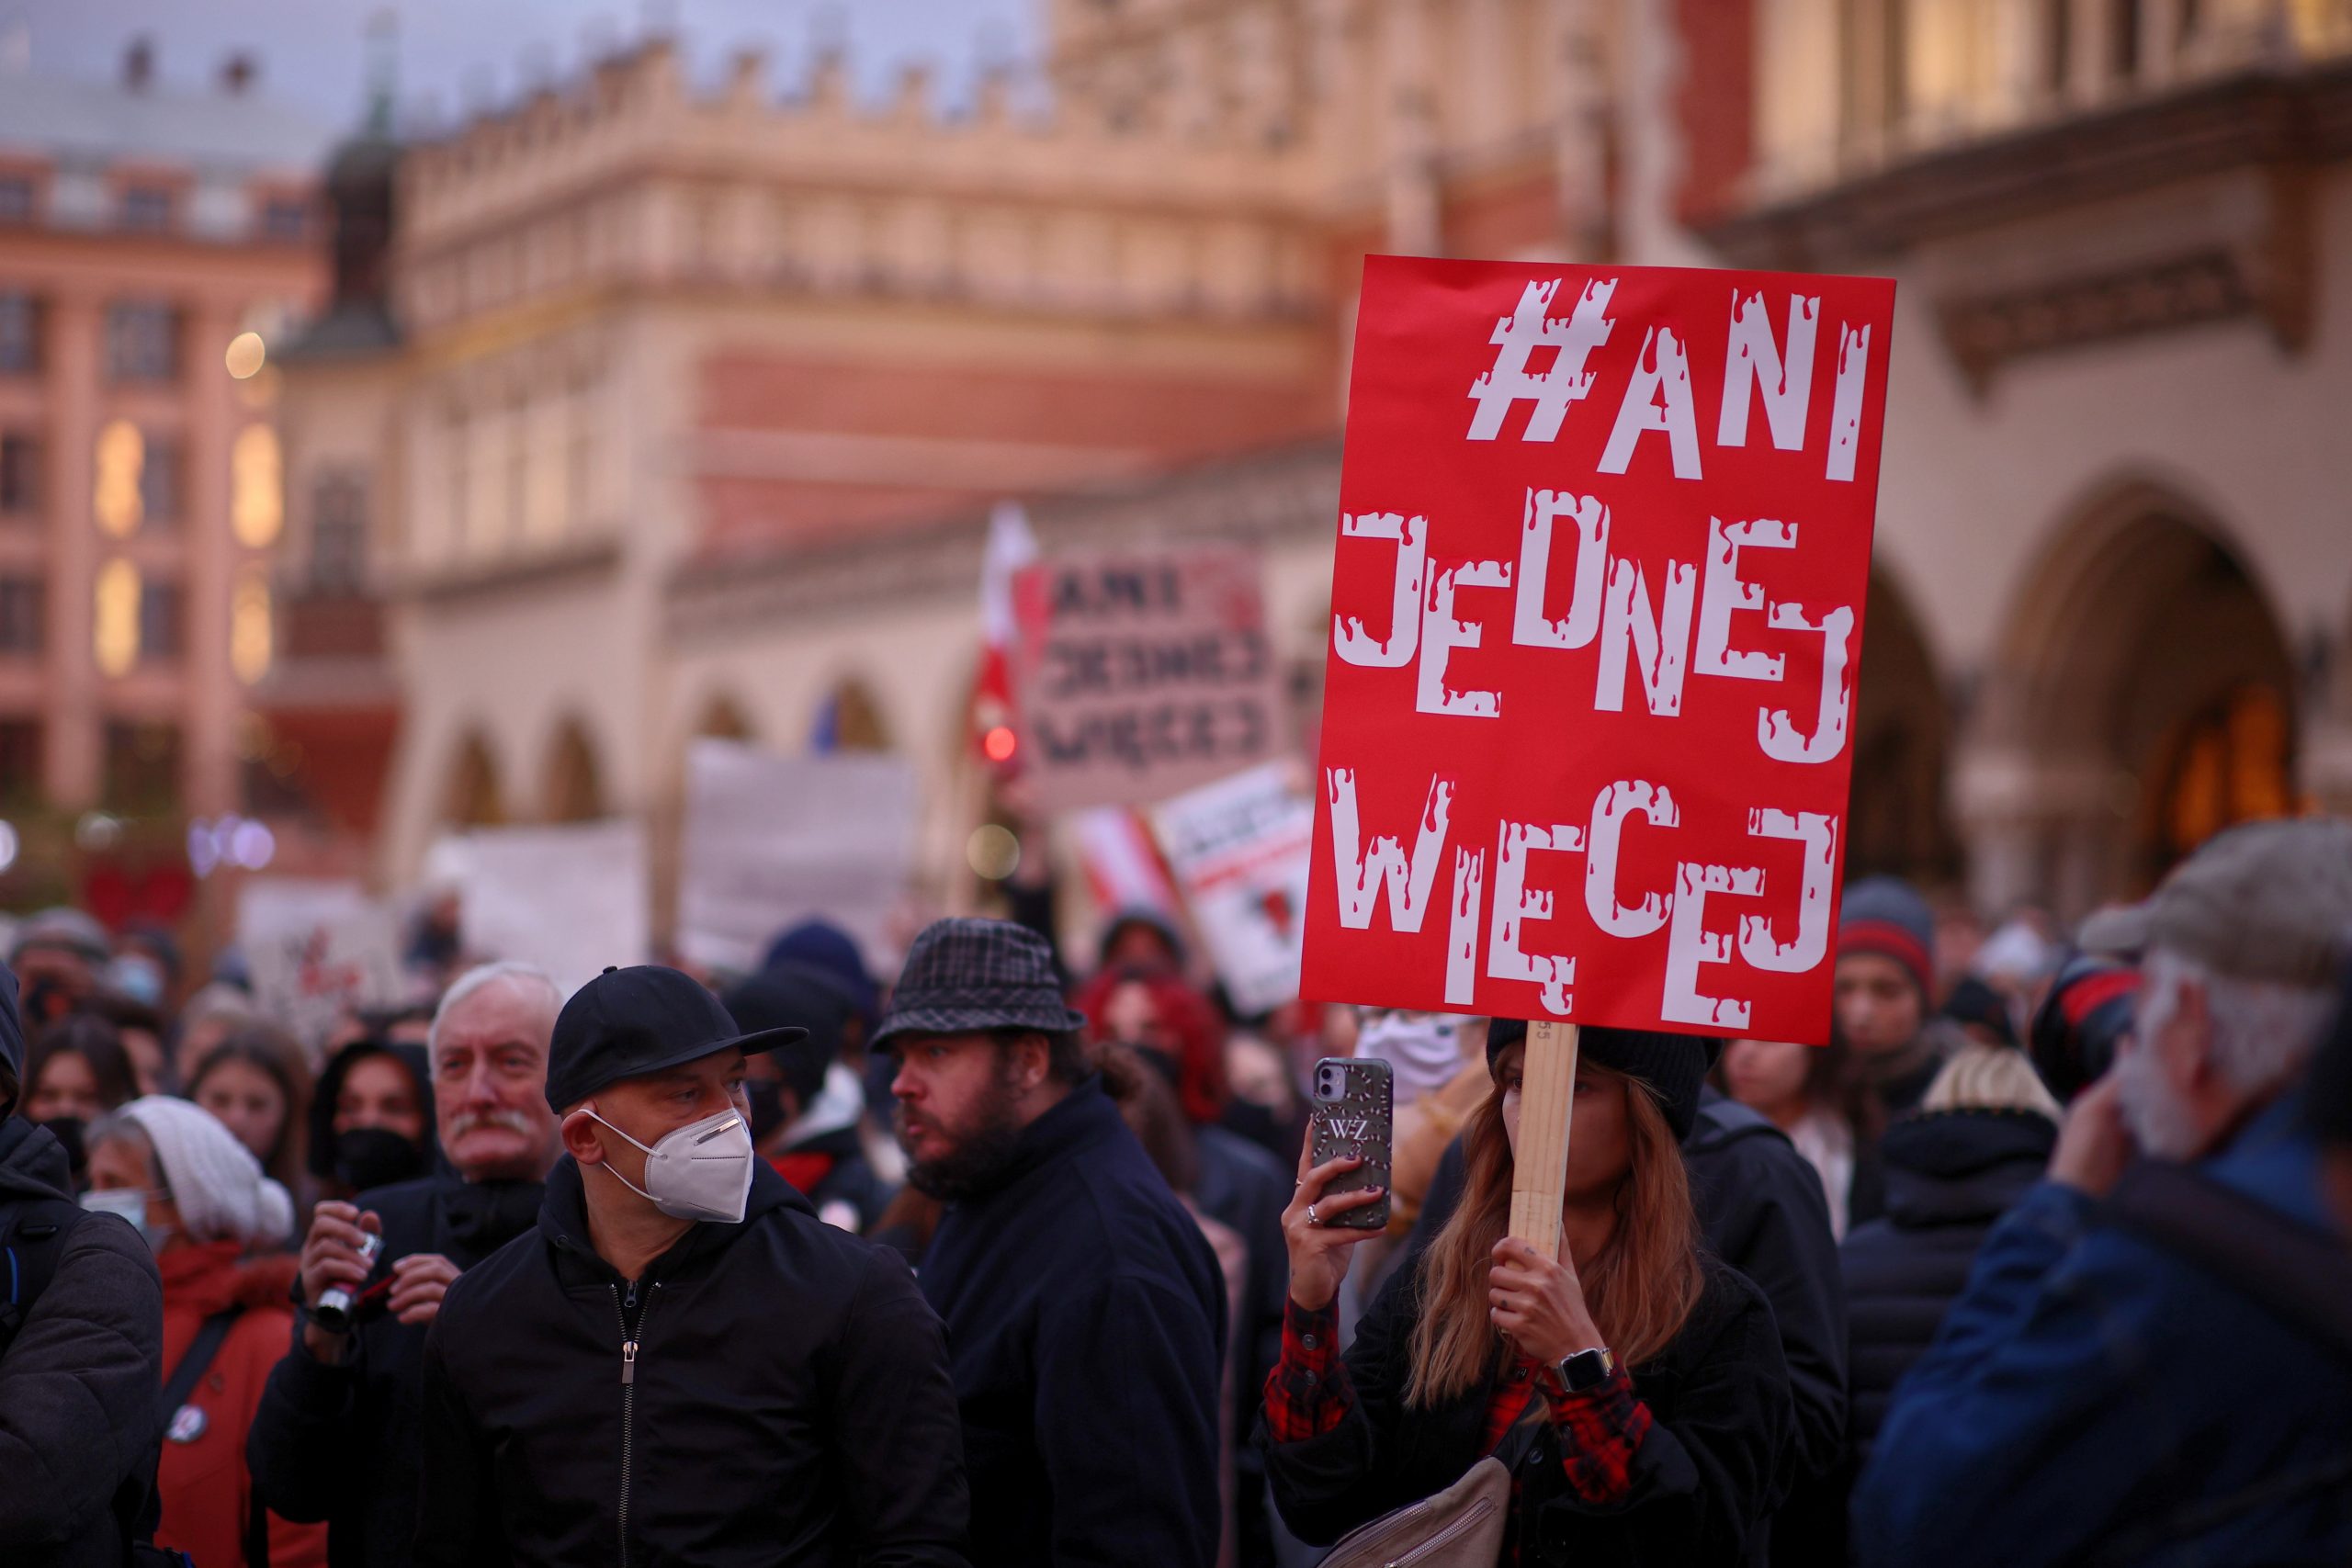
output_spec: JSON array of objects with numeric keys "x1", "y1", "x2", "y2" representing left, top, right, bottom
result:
[
  {"x1": 624, "y1": 1280, "x2": 639, "y2": 1312},
  {"x1": 621, "y1": 1340, "x2": 638, "y2": 1385}
]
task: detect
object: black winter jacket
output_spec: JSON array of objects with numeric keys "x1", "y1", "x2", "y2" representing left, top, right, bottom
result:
[
  {"x1": 1838, "y1": 1109, "x2": 2054, "y2": 1461},
  {"x1": 1679, "y1": 1092, "x2": 1849, "y2": 1488},
  {"x1": 413, "y1": 1156, "x2": 967, "y2": 1567},
  {"x1": 0, "y1": 1116, "x2": 164, "y2": 1568},
  {"x1": 1414, "y1": 1092, "x2": 1849, "y2": 1486},
  {"x1": 1263, "y1": 1254, "x2": 1793, "y2": 1565},
  {"x1": 920, "y1": 1077, "x2": 1227, "y2": 1568},
  {"x1": 247, "y1": 1173, "x2": 543, "y2": 1568}
]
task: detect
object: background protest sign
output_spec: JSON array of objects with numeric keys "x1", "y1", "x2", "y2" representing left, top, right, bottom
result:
[
  {"x1": 676, "y1": 739, "x2": 918, "y2": 977},
  {"x1": 1151, "y1": 763, "x2": 1316, "y2": 1018},
  {"x1": 1302, "y1": 256, "x2": 1896, "y2": 1043},
  {"x1": 238, "y1": 878, "x2": 405, "y2": 1046},
  {"x1": 1010, "y1": 545, "x2": 1283, "y2": 811},
  {"x1": 452, "y1": 818, "x2": 648, "y2": 1000}
]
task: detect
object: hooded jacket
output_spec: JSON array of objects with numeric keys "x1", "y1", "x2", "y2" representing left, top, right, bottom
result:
[
  {"x1": 413, "y1": 1156, "x2": 967, "y2": 1567},
  {"x1": 0, "y1": 1113, "x2": 164, "y2": 1568},
  {"x1": 305, "y1": 1043, "x2": 436, "y2": 1193},
  {"x1": 1838, "y1": 1109, "x2": 2053, "y2": 1460},
  {"x1": 247, "y1": 1172, "x2": 544, "y2": 1568},
  {"x1": 918, "y1": 1077, "x2": 1227, "y2": 1568},
  {"x1": 153, "y1": 1240, "x2": 328, "y2": 1568}
]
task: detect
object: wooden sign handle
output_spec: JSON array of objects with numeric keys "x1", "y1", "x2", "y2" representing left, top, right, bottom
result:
[{"x1": 1506, "y1": 1020, "x2": 1580, "y2": 1262}]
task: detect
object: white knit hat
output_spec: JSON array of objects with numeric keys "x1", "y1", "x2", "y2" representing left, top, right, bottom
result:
[{"x1": 116, "y1": 1095, "x2": 295, "y2": 1244}]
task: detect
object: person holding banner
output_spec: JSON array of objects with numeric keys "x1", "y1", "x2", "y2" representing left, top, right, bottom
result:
[{"x1": 1264, "y1": 1021, "x2": 1792, "y2": 1564}]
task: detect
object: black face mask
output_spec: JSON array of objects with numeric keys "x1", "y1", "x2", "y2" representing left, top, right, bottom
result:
[
  {"x1": 743, "y1": 1080, "x2": 790, "y2": 1146},
  {"x1": 332, "y1": 1126, "x2": 428, "y2": 1194},
  {"x1": 39, "y1": 1115, "x2": 87, "y2": 1177}
]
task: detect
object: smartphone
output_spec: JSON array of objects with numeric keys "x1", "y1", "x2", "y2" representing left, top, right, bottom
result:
[{"x1": 1309, "y1": 1056, "x2": 1395, "y2": 1231}]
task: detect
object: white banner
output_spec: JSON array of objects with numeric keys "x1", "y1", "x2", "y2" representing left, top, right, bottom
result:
[
  {"x1": 1150, "y1": 763, "x2": 1315, "y2": 1017},
  {"x1": 676, "y1": 740, "x2": 918, "y2": 978},
  {"x1": 452, "y1": 819, "x2": 648, "y2": 1002},
  {"x1": 237, "y1": 878, "x2": 406, "y2": 1047}
]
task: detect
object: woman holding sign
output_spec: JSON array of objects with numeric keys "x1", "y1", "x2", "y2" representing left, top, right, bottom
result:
[{"x1": 1261, "y1": 1021, "x2": 1792, "y2": 1564}]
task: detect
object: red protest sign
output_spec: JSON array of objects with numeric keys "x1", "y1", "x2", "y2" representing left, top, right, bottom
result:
[{"x1": 1301, "y1": 256, "x2": 1896, "y2": 1043}]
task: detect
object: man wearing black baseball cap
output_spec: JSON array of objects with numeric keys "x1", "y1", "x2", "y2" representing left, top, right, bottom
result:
[{"x1": 413, "y1": 964, "x2": 968, "y2": 1566}]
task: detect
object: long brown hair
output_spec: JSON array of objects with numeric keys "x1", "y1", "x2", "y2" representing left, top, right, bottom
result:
[{"x1": 1404, "y1": 1064, "x2": 1702, "y2": 1407}]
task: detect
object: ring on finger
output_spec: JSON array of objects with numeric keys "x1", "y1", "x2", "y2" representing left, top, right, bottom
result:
[{"x1": 1306, "y1": 1203, "x2": 1320, "y2": 1226}]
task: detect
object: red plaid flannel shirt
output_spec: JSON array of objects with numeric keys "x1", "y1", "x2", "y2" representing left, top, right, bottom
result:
[{"x1": 1263, "y1": 1298, "x2": 1651, "y2": 1506}]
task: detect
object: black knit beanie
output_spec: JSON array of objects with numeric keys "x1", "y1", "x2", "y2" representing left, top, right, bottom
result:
[{"x1": 1485, "y1": 1019, "x2": 1712, "y2": 1142}]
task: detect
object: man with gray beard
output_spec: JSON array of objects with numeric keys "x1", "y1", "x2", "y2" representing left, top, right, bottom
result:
[
  {"x1": 249, "y1": 962, "x2": 563, "y2": 1568},
  {"x1": 1852, "y1": 819, "x2": 2352, "y2": 1568}
]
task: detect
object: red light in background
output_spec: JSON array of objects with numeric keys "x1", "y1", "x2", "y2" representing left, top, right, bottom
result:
[{"x1": 983, "y1": 726, "x2": 1018, "y2": 762}]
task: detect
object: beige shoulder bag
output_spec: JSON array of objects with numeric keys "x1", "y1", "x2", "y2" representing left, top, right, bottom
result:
[
  {"x1": 1315, "y1": 1394, "x2": 1546, "y2": 1568},
  {"x1": 1314, "y1": 1453, "x2": 1513, "y2": 1568}
]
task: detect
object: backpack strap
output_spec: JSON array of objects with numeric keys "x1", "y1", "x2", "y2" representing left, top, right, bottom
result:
[
  {"x1": 0, "y1": 1196, "x2": 85, "y2": 1358},
  {"x1": 159, "y1": 1309, "x2": 243, "y2": 1416},
  {"x1": 2101, "y1": 1159, "x2": 2352, "y2": 1365}
]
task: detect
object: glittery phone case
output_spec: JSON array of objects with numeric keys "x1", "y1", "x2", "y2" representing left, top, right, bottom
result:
[{"x1": 1310, "y1": 1057, "x2": 1395, "y2": 1231}]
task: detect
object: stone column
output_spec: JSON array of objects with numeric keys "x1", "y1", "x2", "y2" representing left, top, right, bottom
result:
[
  {"x1": 43, "y1": 296, "x2": 100, "y2": 809},
  {"x1": 185, "y1": 301, "x2": 237, "y2": 820}
]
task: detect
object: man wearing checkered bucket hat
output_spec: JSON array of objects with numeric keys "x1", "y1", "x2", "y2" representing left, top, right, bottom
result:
[
  {"x1": 881, "y1": 917, "x2": 1227, "y2": 1568},
  {"x1": 1854, "y1": 818, "x2": 2352, "y2": 1567}
]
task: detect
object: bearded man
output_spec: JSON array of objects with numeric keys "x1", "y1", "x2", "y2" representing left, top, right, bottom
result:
[
  {"x1": 1852, "y1": 818, "x2": 2352, "y2": 1568},
  {"x1": 881, "y1": 918, "x2": 1226, "y2": 1568}
]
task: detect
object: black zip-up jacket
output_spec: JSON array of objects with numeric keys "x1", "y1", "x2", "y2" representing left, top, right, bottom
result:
[
  {"x1": 1839, "y1": 1109, "x2": 2054, "y2": 1461},
  {"x1": 1262, "y1": 1254, "x2": 1793, "y2": 1565},
  {"x1": 0, "y1": 1116, "x2": 164, "y2": 1568},
  {"x1": 920, "y1": 1077, "x2": 1227, "y2": 1568},
  {"x1": 247, "y1": 1173, "x2": 543, "y2": 1568},
  {"x1": 412, "y1": 1156, "x2": 968, "y2": 1567}
]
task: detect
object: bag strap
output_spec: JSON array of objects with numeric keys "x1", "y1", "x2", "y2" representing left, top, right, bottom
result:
[
  {"x1": 159, "y1": 1309, "x2": 243, "y2": 1416},
  {"x1": 1494, "y1": 1375, "x2": 1554, "y2": 1473},
  {"x1": 2101, "y1": 1159, "x2": 2352, "y2": 1364}
]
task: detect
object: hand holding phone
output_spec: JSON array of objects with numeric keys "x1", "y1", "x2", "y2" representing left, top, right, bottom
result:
[{"x1": 1307, "y1": 1057, "x2": 1395, "y2": 1232}]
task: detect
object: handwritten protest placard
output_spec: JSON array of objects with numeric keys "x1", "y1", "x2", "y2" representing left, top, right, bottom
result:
[
  {"x1": 238, "y1": 879, "x2": 405, "y2": 1046},
  {"x1": 453, "y1": 819, "x2": 648, "y2": 1001},
  {"x1": 1302, "y1": 257, "x2": 1896, "y2": 1042},
  {"x1": 1151, "y1": 763, "x2": 1316, "y2": 1018},
  {"x1": 676, "y1": 740, "x2": 918, "y2": 978},
  {"x1": 1010, "y1": 546, "x2": 1283, "y2": 811}
]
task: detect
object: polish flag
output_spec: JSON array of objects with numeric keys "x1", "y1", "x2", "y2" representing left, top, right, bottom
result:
[
  {"x1": 972, "y1": 500, "x2": 1036, "y2": 764},
  {"x1": 1072, "y1": 807, "x2": 1180, "y2": 918}
]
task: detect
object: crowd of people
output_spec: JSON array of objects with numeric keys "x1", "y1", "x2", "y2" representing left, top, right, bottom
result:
[{"x1": 0, "y1": 815, "x2": 2348, "y2": 1566}]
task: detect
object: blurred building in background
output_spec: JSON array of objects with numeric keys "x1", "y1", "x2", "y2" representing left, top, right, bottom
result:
[
  {"x1": 268, "y1": 0, "x2": 2352, "y2": 945},
  {"x1": 0, "y1": 38, "x2": 330, "y2": 933},
  {"x1": 1692, "y1": 0, "x2": 2352, "y2": 912}
]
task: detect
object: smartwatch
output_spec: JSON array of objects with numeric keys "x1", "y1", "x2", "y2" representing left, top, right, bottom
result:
[{"x1": 1555, "y1": 1346, "x2": 1616, "y2": 1392}]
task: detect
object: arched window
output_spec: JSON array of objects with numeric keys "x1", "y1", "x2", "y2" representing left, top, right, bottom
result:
[
  {"x1": 695, "y1": 692, "x2": 755, "y2": 742},
  {"x1": 544, "y1": 717, "x2": 606, "y2": 822},
  {"x1": 444, "y1": 731, "x2": 506, "y2": 828},
  {"x1": 813, "y1": 677, "x2": 891, "y2": 753}
]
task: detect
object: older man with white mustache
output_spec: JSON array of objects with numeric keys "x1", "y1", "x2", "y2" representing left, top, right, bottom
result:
[{"x1": 248, "y1": 962, "x2": 564, "y2": 1568}]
